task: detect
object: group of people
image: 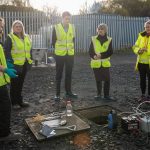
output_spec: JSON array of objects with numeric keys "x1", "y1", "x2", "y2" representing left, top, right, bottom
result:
[
  {"x1": 0, "y1": 10, "x2": 150, "y2": 141},
  {"x1": 52, "y1": 11, "x2": 113, "y2": 101}
]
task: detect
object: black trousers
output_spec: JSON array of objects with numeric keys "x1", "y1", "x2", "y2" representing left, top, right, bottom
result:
[
  {"x1": 10, "y1": 62, "x2": 28, "y2": 105},
  {"x1": 55, "y1": 55, "x2": 74, "y2": 96},
  {"x1": 94, "y1": 67, "x2": 110, "y2": 97},
  {"x1": 96, "y1": 80, "x2": 110, "y2": 96},
  {"x1": 138, "y1": 63, "x2": 150, "y2": 95},
  {"x1": 0, "y1": 85, "x2": 11, "y2": 137}
]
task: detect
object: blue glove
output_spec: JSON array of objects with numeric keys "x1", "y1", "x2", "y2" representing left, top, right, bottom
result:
[
  {"x1": 6, "y1": 59, "x2": 14, "y2": 69},
  {"x1": 4, "y1": 68, "x2": 18, "y2": 78}
]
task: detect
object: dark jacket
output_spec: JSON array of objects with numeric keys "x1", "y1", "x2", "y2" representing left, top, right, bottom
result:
[
  {"x1": 89, "y1": 34, "x2": 113, "y2": 59},
  {"x1": 140, "y1": 31, "x2": 150, "y2": 37}
]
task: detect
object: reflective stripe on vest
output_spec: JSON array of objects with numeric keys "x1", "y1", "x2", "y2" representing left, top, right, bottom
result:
[
  {"x1": 90, "y1": 36, "x2": 112, "y2": 68},
  {"x1": 133, "y1": 33, "x2": 150, "y2": 71},
  {"x1": 55, "y1": 23, "x2": 75, "y2": 56},
  {"x1": 0, "y1": 44, "x2": 10, "y2": 86},
  {"x1": 9, "y1": 33, "x2": 32, "y2": 65}
]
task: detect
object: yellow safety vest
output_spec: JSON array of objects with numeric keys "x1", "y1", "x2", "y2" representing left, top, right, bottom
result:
[
  {"x1": 0, "y1": 44, "x2": 10, "y2": 86},
  {"x1": 133, "y1": 32, "x2": 150, "y2": 71},
  {"x1": 8, "y1": 33, "x2": 32, "y2": 65},
  {"x1": 90, "y1": 35, "x2": 112, "y2": 68},
  {"x1": 55, "y1": 23, "x2": 75, "y2": 56}
]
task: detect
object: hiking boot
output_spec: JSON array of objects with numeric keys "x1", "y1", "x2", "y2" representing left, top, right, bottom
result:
[
  {"x1": 103, "y1": 96, "x2": 115, "y2": 102},
  {"x1": 0, "y1": 132, "x2": 22, "y2": 142},
  {"x1": 12, "y1": 104, "x2": 21, "y2": 109},
  {"x1": 19, "y1": 102, "x2": 29, "y2": 108},
  {"x1": 54, "y1": 95, "x2": 60, "y2": 101},
  {"x1": 65, "y1": 92, "x2": 78, "y2": 99},
  {"x1": 94, "y1": 95, "x2": 102, "y2": 100}
]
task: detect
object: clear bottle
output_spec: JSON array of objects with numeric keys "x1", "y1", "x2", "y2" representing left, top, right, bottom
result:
[{"x1": 66, "y1": 101, "x2": 73, "y2": 117}]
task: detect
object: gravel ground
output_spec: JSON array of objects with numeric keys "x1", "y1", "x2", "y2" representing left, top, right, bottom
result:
[{"x1": 0, "y1": 52, "x2": 150, "y2": 150}]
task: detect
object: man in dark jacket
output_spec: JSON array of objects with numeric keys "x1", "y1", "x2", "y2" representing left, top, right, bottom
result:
[{"x1": 52, "y1": 11, "x2": 77, "y2": 101}]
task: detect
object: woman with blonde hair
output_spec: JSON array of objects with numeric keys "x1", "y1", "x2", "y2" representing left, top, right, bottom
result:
[{"x1": 4, "y1": 20, "x2": 32, "y2": 108}]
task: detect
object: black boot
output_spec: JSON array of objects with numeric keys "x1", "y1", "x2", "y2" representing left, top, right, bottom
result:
[
  {"x1": 65, "y1": 92, "x2": 78, "y2": 99},
  {"x1": 54, "y1": 95, "x2": 60, "y2": 101},
  {"x1": 19, "y1": 101, "x2": 29, "y2": 108},
  {"x1": 94, "y1": 95, "x2": 102, "y2": 100},
  {"x1": 103, "y1": 96, "x2": 115, "y2": 102}
]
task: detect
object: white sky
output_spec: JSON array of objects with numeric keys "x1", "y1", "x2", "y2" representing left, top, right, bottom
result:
[{"x1": 30, "y1": 0, "x2": 98, "y2": 14}]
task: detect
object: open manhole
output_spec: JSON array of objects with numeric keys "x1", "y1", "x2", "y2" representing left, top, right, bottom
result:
[{"x1": 76, "y1": 105, "x2": 121, "y2": 126}]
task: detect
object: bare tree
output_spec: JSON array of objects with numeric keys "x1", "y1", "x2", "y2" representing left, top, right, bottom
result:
[
  {"x1": 79, "y1": 1, "x2": 89, "y2": 15},
  {"x1": 0, "y1": 0, "x2": 31, "y2": 7},
  {"x1": 42, "y1": 5, "x2": 60, "y2": 18}
]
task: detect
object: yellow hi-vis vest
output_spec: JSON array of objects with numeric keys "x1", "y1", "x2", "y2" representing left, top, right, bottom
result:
[
  {"x1": 0, "y1": 44, "x2": 10, "y2": 86},
  {"x1": 132, "y1": 32, "x2": 150, "y2": 71},
  {"x1": 90, "y1": 35, "x2": 112, "y2": 68},
  {"x1": 54, "y1": 23, "x2": 75, "y2": 56},
  {"x1": 8, "y1": 33, "x2": 32, "y2": 65}
]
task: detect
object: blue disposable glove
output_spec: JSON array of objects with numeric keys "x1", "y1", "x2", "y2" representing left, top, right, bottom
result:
[
  {"x1": 4, "y1": 68, "x2": 18, "y2": 78},
  {"x1": 6, "y1": 59, "x2": 14, "y2": 68}
]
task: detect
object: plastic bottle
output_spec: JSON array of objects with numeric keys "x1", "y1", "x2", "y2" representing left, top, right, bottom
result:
[
  {"x1": 66, "y1": 101, "x2": 73, "y2": 117},
  {"x1": 108, "y1": 111, "x2": 113, "y2": 129},
  {"x1": 108, "y1": 110, "x2": 118, "y2": 129}
]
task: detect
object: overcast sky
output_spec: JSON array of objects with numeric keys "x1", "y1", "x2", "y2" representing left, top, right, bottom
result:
[{"x1": 30, "y1": 0, "x2": 99, "y2": 14}]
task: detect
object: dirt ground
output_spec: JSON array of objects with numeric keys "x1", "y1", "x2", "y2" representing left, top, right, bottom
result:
[{"x1": 1, "y1": 52, "x2": 150, "y2": 150}]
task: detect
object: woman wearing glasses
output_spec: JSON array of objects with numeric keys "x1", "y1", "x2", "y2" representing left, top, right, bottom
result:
[{"x1": 89, "y1": 23, "x2": 113, "y2": 101}]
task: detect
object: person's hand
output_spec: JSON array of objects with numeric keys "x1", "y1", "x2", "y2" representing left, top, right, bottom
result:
[
  {"x1": 138, "y1": 49, "x2": 144, "y2": 54},
  {"x1": 4, "y1": 68, "x2": 18, "y2": 78},
  {"x1": 6, "y1": 59, "x2": 14, "y2": 68},
  {"x1": 97, "y1": 53, "x2": 101, "y2": 59},
  {"x1": 138, "y1": 48, "x2": 147, "y2": 54},
  {"x1": 94, "y1": 55, "x2": 98, "y2": 60},
  {"x1": 94, "y1": 54, "x2": 101, "y2": 60},
  {"x1": 141, "y1": 48, "x2": 147, "y2": 52}
]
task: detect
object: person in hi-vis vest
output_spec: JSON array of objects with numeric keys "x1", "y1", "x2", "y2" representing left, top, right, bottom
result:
[
  {"x1": 4, "y1": 20, "x2": 32, "y2": 108},
  {"x1": 0, "y1": 17, "x2": 21, "y2": 141},
  {"x1": 52, "y1": 11, "x2": 77, "y2": 101},
  {"x1": 133, "y1": 20, "x2": 150, "y2": 102},
  {"x1": 89, "y1": 23, "x2": 114, "y2": 101}
]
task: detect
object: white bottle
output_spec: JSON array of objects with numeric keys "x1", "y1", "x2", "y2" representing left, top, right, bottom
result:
[{"x1": 66, "y1": 101, "x2": 73, "y2": 116}]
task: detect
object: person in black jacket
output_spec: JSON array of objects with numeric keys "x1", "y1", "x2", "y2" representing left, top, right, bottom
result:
[
  {"x1": 89, "y1": 23, "x2": 113, "y2": 101},
  {"x1": 52, "y1": 11, "x2": 77, "y2": 101},
  {"x1": 4, "y1": 20, "x2": 32, "y2": 108}
]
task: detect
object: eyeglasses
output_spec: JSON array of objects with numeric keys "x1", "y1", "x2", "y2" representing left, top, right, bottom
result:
[{"x1": 98, "y1": 28, "x2": 104, "y2": 30}]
